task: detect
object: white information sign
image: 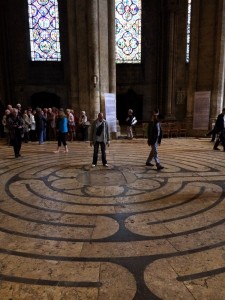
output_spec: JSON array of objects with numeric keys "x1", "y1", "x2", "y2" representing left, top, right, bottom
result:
[
  {"x1": 105, "y1": 93, "x2": 117, "y2": 132},
  {"x1": 193, "y1": 91, "x2": 211, "y2": 130}
]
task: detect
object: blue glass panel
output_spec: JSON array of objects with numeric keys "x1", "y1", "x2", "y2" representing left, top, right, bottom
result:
[
  {"x1": 115, "y1": 0, "x2": 142, "y2": 64},
  {"x1": 28, "y1": 0, "x2": 61, "y2": 61}
]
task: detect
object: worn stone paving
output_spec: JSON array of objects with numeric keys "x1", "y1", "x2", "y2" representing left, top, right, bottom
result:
[{"x1": 0, "y1": 137, "x2": 225, "y2": 300}]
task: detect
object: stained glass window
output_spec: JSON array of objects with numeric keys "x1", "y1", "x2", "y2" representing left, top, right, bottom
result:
[
  {"x1": 186, "y1": 0, "x2": 192, "y2": 63},
  {"x1": 115, "y1": 0, "x2": 142, "y2": 64},
  {"x1": 28, "y1": 0, "x2": 61, "y2": 61}
]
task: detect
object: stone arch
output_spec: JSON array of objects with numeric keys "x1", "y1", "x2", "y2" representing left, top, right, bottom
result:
[
  {"x1": 116, "y1": 89, "x2": 143, "y2": 125},
  {"x1": 30, "y1": 92, "x2": 60, "y2": 109}
]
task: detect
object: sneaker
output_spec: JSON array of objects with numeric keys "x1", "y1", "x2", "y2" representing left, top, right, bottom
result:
[
  {"x1": 91, "y1": 164, "x2": 96, "y2": 167},
  {"x1": 213, "y1": 147, "x2": 220, "y2": 150},
  {"x1": 157, "y1": 165, "x2": 164, "y2": 170},
  {"x1": 103, "y1": 164, "x2": 109, "y2": 167},
  {"x1": 146, "y1": 162, "x2": 154, "y2": 166}
]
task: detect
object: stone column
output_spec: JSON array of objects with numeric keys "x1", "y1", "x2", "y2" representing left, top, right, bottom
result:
[
  {"x1": 87, "y1": 0, "x2": 100, "y2": 120},
  {"x1": 165, "y1": 2, "x2": 178, "y2": 119},
  {"x1": 108, "y1": 0, "x2": 116, "y2": 94},
  {"x1": 67, "y1": 0, "x2": 78, "y2": 108},
  {"x1": 186, "y1": 0, "x2": 200, "y2": 126},
  {"x1": 0, "y1": 1, "x2": 12, "y2": 105},
  {"x1": 0, "y1": 2, "x2": 5, "y2": 104},
  {"x1": 210, "y1": 0, "x2": 225, "y2": 119},
  {"x1": 108, "y1": 0, "x2": 120, "y2": 138}
]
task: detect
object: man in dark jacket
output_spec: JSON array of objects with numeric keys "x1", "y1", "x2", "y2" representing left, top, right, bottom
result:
[
  {"x1": 35, "y1": 107, "x2": 47, "y2": 145},
  {"x1": 146, "y1": 109, "x2": 164, "y2": 170},
  {"x1": 7, "y1": 108, "x2": 25, "y2": 158},
  {"x1": 213, "y1": 108, "x2": 225, "y2": 151}
]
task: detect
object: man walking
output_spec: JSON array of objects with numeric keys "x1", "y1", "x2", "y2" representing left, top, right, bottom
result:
[
  {"x1": 213, "y1": 108, "x2": 225, "y2": 151},
  {"x1": 146, "y1": 109, "x2": 164, "y2": 170}
]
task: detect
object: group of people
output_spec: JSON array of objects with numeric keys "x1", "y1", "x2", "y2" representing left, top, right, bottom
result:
[
  {"x1": 89, "y1": 108, "x2": 164, "y2": 170},
  {"x1": 1, "y1": 104, "x2": 90, "y2": 158},
  {"x1": 2, "y1": 105, "x2": 90, "y2": 146},
  {"x1": 2, "y1": 104, "x2": 163, "y2": 170},
  {"x1": 1, "y1": 103, "x2": 165, "y2": 171}
]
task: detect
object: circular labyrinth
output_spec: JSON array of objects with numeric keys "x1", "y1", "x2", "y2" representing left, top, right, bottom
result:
[{"x1": 0, "y1": 138, "x2": 225, "y2": 299}]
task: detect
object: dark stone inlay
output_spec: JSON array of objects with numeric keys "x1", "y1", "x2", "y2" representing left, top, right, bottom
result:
[
  {"x1": 0, "y1": 208, "x2": 95, "y2": 228},
  {"x1": 77, "y1": 169, "x2": 137, "y2": 186},
  {"x1": 177, "y1": 266, "x2": 225, "y2": 281},
  {"x1": 0, "y1": 274, "x2": 102, "y2": 288},
  {"x1": 147, "y1": 188, "x2": 224, "y2": 224},
  {"x1": 1, "y1": 213, "x2": 225, "y2": 242}
]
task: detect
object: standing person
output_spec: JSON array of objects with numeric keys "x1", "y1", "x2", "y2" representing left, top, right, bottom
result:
[
  {"x1": 22, "y1": 109, "x2": 31, "y2": 143},
  {"x1": 47, "y1": 107, "x2": 57, "y2": 141},
  {"x1": 213, "y1": 108, "x2": 225, "y2": 151},
  {"x1": 7, "y1": 108, "x2": 25, "y2": 158},
  {"x1": 54, "y1": 109, "x2": 69, "y2": 153},
  {"x1": 145, "y1": 109, "x2": 164, "y2": 170},
  {"x1": 35, "y1": 108, "x2": 47, "y2": 145},
  {"x1": 2, "y1": 109, "x2": 11, "y2": 145},
  {"x1": 43, "y1": 108, "x2": 48, "y2": 141},
  {"x1": 16, "y1": 103, "x2": 22, "y2": 116},
  {"x1": 90, "y1": 112, "x2": 110, "y2": 167},
  {"x1": 66, "y1": 109, "x2": 76, "y2": 141},
  {"x1": 28, "y1": 109, "x2": 36, "y2": 141},
  {"x1": 126, "y1": 109, "x2": 137, "y2": 139},
  {"x1": 78, "y1": 111, "x2": 89, "y2": 141}
]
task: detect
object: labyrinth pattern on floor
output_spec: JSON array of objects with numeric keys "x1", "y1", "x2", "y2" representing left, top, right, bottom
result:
[{"x1": 0, "y1": 138, "x2": 225, "y2": 300}]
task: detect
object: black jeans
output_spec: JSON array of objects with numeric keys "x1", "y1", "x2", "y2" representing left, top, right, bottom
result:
[
  {"x1": 12, "y1": 133, "x2": 22, "y2": 156},
  {"x1": 58, "y1": 132, "x2": 67, "y2": 147},
  {"x1": 80, "y1": 126, "x2": 88, "y2": 141},
  {"x1": 92, "y1": 142, "x2": 107, "y2": 165}
]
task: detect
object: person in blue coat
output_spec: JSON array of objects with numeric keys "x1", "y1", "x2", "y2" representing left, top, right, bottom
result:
[{"x1": 54, "y1": 109, "x2": 69, "y2": 153}]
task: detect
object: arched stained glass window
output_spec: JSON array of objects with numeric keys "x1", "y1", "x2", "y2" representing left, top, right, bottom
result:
[
  {"x1": 28, "y1": 0, "x2": 61, "y2": 61},
  {"x1": 115, "y1": 0, "x2": 142, "y2": 64},
  {"x1": 186, "y1": 0, "x2": 192, "y2": 63}
]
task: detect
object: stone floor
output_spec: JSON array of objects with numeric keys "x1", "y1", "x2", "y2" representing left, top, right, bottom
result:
[{"x1": 0, "y1": 137, "x2": 225, "y2": 300}]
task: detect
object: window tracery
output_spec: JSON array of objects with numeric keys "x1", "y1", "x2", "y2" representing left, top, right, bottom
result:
[
  {"x1": 115, "y1": 0, "x2": 142, "y2": 64},
  {"x1": 28, "y1": 0, "x2": 61, "y2": 61}
]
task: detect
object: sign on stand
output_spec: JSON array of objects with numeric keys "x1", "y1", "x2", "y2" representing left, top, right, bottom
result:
[
  {"x1": 193, "y1": 91, "x2": 211, "y2": 130},
  {"x1": 104, "y1": 93, "x2": 117, "y2": 133}
]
